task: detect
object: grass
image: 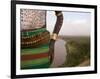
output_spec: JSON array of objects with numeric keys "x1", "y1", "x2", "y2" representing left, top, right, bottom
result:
[{"x1": 59, "y1": 36, "x2": 90, "y2": 67}]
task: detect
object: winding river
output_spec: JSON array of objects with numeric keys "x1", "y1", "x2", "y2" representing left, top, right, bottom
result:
[{"x1": 51, "y1": 39, "x2": 67, "y2": 68}]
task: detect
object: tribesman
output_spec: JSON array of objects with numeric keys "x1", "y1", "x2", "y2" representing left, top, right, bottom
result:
[{"x1": 21, "y1": 9, "x2": 63, "y2": 69}]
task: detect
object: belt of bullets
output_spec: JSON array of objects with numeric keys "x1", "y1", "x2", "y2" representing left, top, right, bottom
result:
[{"x1": 21, "y1": 29, "x2": 50, "y2": 48}]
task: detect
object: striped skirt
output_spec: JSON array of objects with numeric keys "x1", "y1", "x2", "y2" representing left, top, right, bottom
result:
[{"x1": 21, "y1": 28, "x2": 50, "y2": 69}]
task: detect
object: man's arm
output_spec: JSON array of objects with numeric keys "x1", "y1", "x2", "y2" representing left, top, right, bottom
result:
[
  {"x1": 51, "y1": 11, "x2": 63, "y2": 42},
  {"x1": 53, "y1": 11, "x2": 63, "y2": 34},
  {"x1": 49, "y1": 11, "x2": 63, "y2": 64}
]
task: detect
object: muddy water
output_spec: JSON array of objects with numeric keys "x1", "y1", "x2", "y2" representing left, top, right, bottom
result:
[{"x1": 51, "y1": 39, "x2": 67, "y2": 68}]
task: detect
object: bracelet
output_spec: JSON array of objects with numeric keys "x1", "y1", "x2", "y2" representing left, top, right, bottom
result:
[
  {"x1": 51, "y1": 33, "x2": 58, "y2": 40},
  {"x1": 56, "y1": 12, "x2": 62, "y2": 16}
]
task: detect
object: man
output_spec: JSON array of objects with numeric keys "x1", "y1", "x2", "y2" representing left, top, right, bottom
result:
[{"x1": 21, "y1": 9, "x2": 63, "y2": 69}]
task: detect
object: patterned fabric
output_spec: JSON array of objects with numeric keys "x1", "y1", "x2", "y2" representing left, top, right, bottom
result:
[
  {"x1": 20, "y1": 9, "x2": 46, "y2": 30},
  {"x1": 21, "y1": 28, "x2": 50, "y2": 69},
  {"x1": 20, "y1": 9, "x2": 50, "y2": 69},
  {"x1": 21, "y1": 28, "x2": 50, "y2": 48},
  {"x1": 21, "y1": 44, "x2": 50, "y2": 69}
]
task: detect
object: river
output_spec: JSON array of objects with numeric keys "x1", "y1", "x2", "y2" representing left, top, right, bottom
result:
[{"x1": 51, "y1": 39, "x2": 67, "y2": 68}]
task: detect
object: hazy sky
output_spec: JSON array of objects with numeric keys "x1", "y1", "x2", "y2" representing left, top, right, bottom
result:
[{"x1": 47, "y1": 11, "x2": 91, "y2": 36}]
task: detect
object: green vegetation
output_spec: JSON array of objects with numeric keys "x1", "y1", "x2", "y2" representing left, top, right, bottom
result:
[{"x1": 60, "y1": 36, "x2": 90, "y2": 67}]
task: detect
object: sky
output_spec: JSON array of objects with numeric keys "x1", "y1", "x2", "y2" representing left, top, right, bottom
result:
[{"x1": 46, "y1": 11, "x2": 91, "y2": 36}]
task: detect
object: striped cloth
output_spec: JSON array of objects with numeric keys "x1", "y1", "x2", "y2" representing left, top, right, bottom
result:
[
  {"x1": 21, "y1": 28, "x2": 50, "y2": 69},
  {"x1": 21, "y1": 44, "x2": 50, "y2": 69}
]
